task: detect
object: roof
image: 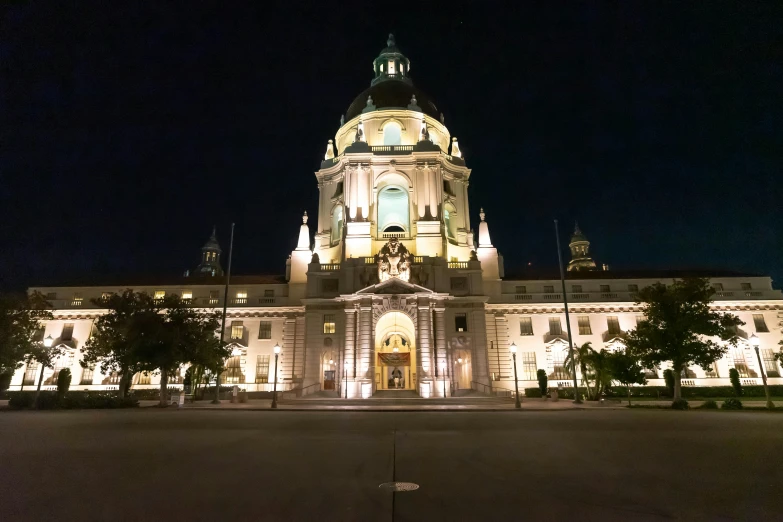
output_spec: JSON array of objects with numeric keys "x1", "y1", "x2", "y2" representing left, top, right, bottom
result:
[
  {"x1": 30, "y1": 274, "x2": 288, "y2": 288},
  {"x1": 345, "y1": 80, "x2": 440, "y2": 121},
  {"x1": 502, "y1": 268, "x2": 764, "y2": 281}
]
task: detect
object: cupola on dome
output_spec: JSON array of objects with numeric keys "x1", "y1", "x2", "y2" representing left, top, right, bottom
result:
[{"x1": 345, "y1": 34, "x2": 440, "y2": 121}]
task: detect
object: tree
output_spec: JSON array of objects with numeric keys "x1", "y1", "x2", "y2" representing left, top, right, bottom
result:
[
  {"x1": 133, "y1": 295, "x2": 224, "y2": 407},
  {"x1": 82, "y1": 290, "x2": 156, "y2": 398},
  {"x1": 729, "y1": 368, "x2": 742, "y2": 396},
  {"x1": 583, "y1": 348, "x2": 614, "y2": 399},
  {"x1": 536, "y1": 369, "x2": 547, "y2": 397},
  {"x1": 56, "y1": 368, "x2": 72, "y2": 396},
  {"x1": 608, "y1": 350, "x2": 647, "y2": 406},
  {"x1": 24, "y1": 339, "x2": 66, "y2": 409},
  {"x1": 563, "y1": 342, "x2": 596, "y2": 399},
  {"x1": 625, "y1": 278, "x2": 742, "y2": 401},
  {"x1": 0, "y1": 292, "x2": 53, "y2": 382}
]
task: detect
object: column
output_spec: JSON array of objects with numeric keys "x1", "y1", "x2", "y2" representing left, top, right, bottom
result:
[
  {"x1": 417, "y1": 299, "x2": 433, "y2": 379},
  {"x1": 358, "y1": 304, "x2": 373, "y2": 380},
  {"x1": 434, "y1": 306, "x2": 447, "y2": 396},
  {"x1": 470, "y1": 309, "x2": 491, "y2": 386},
  {"x1": 344, "y1": 307, "x2": 356, "y2": 379}
]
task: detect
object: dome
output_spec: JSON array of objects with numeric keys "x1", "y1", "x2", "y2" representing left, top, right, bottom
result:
[
  {"x1": 345, "y1": 81, "x2": 440, "y2": 121},
  {"x1": 344, "y1": 35, "x2": 441, "y2": 122}
]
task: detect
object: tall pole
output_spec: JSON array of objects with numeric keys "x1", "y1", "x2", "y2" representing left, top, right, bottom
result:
[
  {"x1": 213, "y1": 223, "x2": 235, "y2": 405},
  {"x1": 511, "y1": 351, "x2": 521, "y2": 409},
  {"x1": 554, "y1": 219, "x2": 581, "y2": 404},
  {"x1": 271, "y1": 352, "x2": 279, "y2": 409},
  {"x1": 753, "y1": 344, "x2": 774, "y2": 409}
]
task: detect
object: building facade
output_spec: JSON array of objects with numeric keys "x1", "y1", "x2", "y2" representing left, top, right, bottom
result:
[{"x1": 11, "y1": 36, "x2": 783, "y2": 397}]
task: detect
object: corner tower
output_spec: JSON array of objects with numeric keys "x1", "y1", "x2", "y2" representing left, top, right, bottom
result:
[
  {"x1": 567, "y1": 223, "x2": 597, "y2": 272},
  {"x1": 195, "y1": 227, "x2": 224, "y2": 277}
]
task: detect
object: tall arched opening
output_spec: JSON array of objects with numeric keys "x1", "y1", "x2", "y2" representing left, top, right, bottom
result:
[
  {"x1": 377, "y1": 185, "x2": 410, "y2": 235},
  {"x1": 374, "y1": 311, "x2": 417, "y2": 391}
]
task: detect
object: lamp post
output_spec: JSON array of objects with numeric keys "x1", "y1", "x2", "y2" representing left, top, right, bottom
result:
[
  {"x1": 510, "y1": 342, "x2": 521, "y2": 409},
  {"x1": 344, "y1": 360, "x2": 349, "y2": 399},
  {"x1": 440, "y1": 361, "x2": 446, "y2": 398},
  {"x1": 34, "y1": 335, "x2": 54, "y2": 409},
  {"x1": 750, "y1": 334, "x2": 774, "y2": 409},
  {"x1": 271, "y1": 343, "x2": 281, "y2": 409}
]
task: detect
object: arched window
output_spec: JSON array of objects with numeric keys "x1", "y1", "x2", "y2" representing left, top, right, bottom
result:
[
  {"x1": 377, "y1": 185, "x2": 409, "y2": 235},
  {"x1": 444, "y1": 203, "x2": 458, "y2": 241},
  {"x1": 331, "y1": 206, "x2": 344, "y2": 244},
  {"x1": 382, "y1": 122, "x2": 402, "y2": 146}
]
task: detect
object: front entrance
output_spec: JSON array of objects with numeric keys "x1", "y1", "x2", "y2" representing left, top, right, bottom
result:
[
  {"x1": 374, "y1": 311, "x2": 417, "y2": 392},
  {"x1": 323, "y1": 370, "x2": 335, "y2": 390}
]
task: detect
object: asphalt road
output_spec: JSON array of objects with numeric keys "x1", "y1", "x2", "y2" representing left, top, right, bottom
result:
[{"x1": 1, "y1": 409, "x2": 781, "y2": 521}]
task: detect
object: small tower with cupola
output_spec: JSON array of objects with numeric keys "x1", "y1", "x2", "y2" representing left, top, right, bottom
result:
[
  {"x1": 194, "y1": 227, "x2": 224, "y2": 277},
  {"x1": 567, "y1": 223, "x2": 598, "y2": 272}
]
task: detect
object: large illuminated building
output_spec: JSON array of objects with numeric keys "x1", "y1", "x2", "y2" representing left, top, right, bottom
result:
[{"x1": 11, "y1": 36, "x2": 783, "y2": 397}]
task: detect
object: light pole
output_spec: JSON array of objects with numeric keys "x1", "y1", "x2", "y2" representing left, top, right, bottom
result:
[
  {"x1": 344, "y1": 360, "x2": 349, "y2": 399},
  {"x1": 271, "y1": 343, "x2": 281, "y2": 409},
  {"x1": 34, "y1": 335, "x2": 54, "y2": 409},
  {"x1": 750, "y1": 334, "x2": 774, "y2": 409},
  {"x1": 510, "y1": 342, "x2": 521, "y2": 409},
  {"x1": 440, "y1": 361, "x2": 446, "y2": 398}
]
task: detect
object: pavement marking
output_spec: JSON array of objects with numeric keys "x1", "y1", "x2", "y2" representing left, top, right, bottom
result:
[{"x1": 379, "y1": 482, "x2": 419, "y2": 492}]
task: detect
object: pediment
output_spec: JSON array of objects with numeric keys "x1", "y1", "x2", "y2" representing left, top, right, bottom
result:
[{"x1": 356, "y1": 277, "x2": 433, "y2": 295}]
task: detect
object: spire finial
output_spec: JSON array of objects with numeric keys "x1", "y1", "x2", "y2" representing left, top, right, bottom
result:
[
  {"x1": 324, "y1": 139, "x2": 335, "y2": 160},
  {"x1": 479, "y1": 208, "x2": 486, "y2": 222},
  {"x1": 387, "y1": 34, "x2": 395, "y2": 47},
  {"x1": 302, "y1": 211, "x2": 308, "y2": 224},
  {"x1": 574, "y1": 221, "x2": 581, "y2": 234},
  {"x1": 211, "y1": 225, "x2": 216, "y2": 239},
  {"x1": 451, "y1": 137, "x2": 463, "y2": 158}
]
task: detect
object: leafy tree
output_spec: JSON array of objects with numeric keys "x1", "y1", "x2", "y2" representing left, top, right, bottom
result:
[
  {"x1": 563, "y1": 342, "x2": 596, "y2": 399},
  {"x1": 536, "y1": 369, "x2": 547, "y2": 396},
  {"x1": 608, "y1": 350, "x2": 647, "y2": 406},
  {"x1": 24, "y1": 339, "x2": 66, "y2": 408},
  {"x1": 583, "y1": 348, "x2": 614, "y2": 399},
  {"x1": 133, "y1": 295, "x2": 224, "y2": 406},
  {"x1": 56, "y1": 367, "x2": 72, "y2": 395},
  {"x1": 0, "y1": 292, "x2": 53, "y2": 380},
  {"x1": 728, "y1": 368, "x2": 742, "y2": 396},
  {"x1": 625, "y1": 278, "x2": 742, "y2": 401},
  {"x1": 82, "y1": 290, "x2": 156, "y2": 398},
  {"x1": 663, "y1": 369, "x2": 675, "y2": 396}
]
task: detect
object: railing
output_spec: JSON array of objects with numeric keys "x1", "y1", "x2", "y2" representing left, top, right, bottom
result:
[
  {"x1": 716, "y1": 291, "x2": 734, "y2": 297},
  {"x1": 543, "y1": 293, "x2": 562, "y2": 300},
  {"x1": 370, "y1": 145, "x2": 415, "y2": 153},
  {"x1": 413, "y1": 256, "x2": 425, "y2": 263},
  {"x1": 363, "y1": 257, "x2": 376, "y2": 264},
  {"x1": 514, "y1": 294, "x2": 532, "y2": 301},
  {"x1": 71, "y1": 299, "x2": 83, "y2": 307},
  {"x1": 741, "y1": 378, "x2": 758, "y2": 386},
  {"x1": 681, "y1": 379, "x2": 696, "y2": 386},
  {"x1": 280, "y1": 382, "x2": 321, "y2": 400},
  {"x1": 381, "y1": 231, "x2": 406, "y2": 239},
  {"x1": 320, "y1": 264, "x2": 340, "y2": 271},
  {"x1": 448, "y1": 261, "x2": 469, "y2": 269},
  {"x1": 258, "y1": 297, "x2": 275, "y2": 304},
  {"x1": 745, "y1": 291, "x2": 763, "y2": 297},
  {"x1": 470, "y1": 381, "x2": 515, "y2": 398},
  {"x1": 231, "y1": 298, "x2": 248, "y2": 305},
  {"x1": 571, "y1": 293, "x2": 590, "y2": 300},
  {"x1": 601, "y1": 293, "x2": 619, "y2": 299}
]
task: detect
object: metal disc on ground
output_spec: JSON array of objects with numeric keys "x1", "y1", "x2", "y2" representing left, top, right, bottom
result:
[{"x1": 378, "y1": 482, "x2": 419, "y2": 492}]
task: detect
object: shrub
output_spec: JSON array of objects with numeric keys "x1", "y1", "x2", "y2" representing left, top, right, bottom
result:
[
  {"x1": 699, "y1": 400, "x2": 718, "y2": 409},
  {"x1": 536, "y1": 369, "x2": 547, "y2": 396},
  {"x1": 0, "y1": 370, "x2": 12, "y2": 393},
  {"x1": 56, "y1": 368, "x2": 72, "y2": 395},
  {"x1": 6, "y1": 391, "x2": 139, "y2": 410},
  {"x1": 671, "y1": 398, "x2": 690, "y2": 410},
  {"x1": 721, "y1": 398, "x2": 743, "y2": 410},
  {"x1": 524, "y1": 388, "x2": 542, "y2": 398},
  {"x1": 663, "y1": 369, "x2": 674, "y2": 396},
  {"x1": 729, "y1": 369, "x2": 742, "y2": 396},
  {"x1": 8, "y1": 392, "x2": 35, "y2": 409}
]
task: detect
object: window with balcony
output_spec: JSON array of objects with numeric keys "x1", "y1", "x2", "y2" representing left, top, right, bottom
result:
[
  {"x1": 230, "y1": 321, "x2": 244, "y2": 340},
  {"x1": 732, "y1": 349, "x2": 750, "y2": 378},
  {"x1": 382, "y1": 121, "x2": 402, "y2": 145},
  {"x1": 519, "y1": 317, "x2": 533, "y2": 336},
  {"x1": 258, "y1": 321, "x2": 272, "y2": 340},
  {"x1": 182, "y1": 290, "x2": 193, "y2": 300},
  {"x1": 515, "y1": 285, "x2": 526, "y2": 294},
  {"x1": 323, "y1": 315, "x2": 336, "y2": 334},
  {"x1": 264, "y1": 289, "x2": 274, "y2": 297},
  {"x1": 761, "y1": 349, "x2": 780, "y2": 377},
  {"x1": 256, "y1": 355, "x2": 270, "y2": 383},
  {"x1": 153, "y1": 290, "x2": 165, "y2": 300},
  {"x1": 522, "y1": 352, "x2": 537, "y2": 380},
  {"x1": 548, "y1": 317, "x2": 562, "y2": 335},
  {"x1": 61, "y1": 323, "x2": 74, "y2": 342},
  {"x1": 606, "y1": 316, "x2": 622, "y2": 335},
  {"x1": 752, "y1": 314, "x2": 769, "y2": 333},
  {"x1": 235, "y1": 291, "x2": 248, "y2": 304},
  {"x1": 209, "y1": 290, "x2": 220, "y2": 304},
  {"x1": 222, "y1": 356, "x2": 244, "y2": 384},
  {"x1": 577, "y1": 316, "x2": 592, "y2": 335},
  {"x1": 455, "y1": 313, "x2": 468, "y2": 332},
  {"x1": 331, "y1": 205, "x2": 344, "y2": 244},
  {"x1": 544, "y1": 286, "x2": 554, "y2": 294},
  {"x1": 551, "y1": 350, "x2": 569, "y2": 380},
  {"x1": 71, "y1": 293, "x2": 83, "y2": 306}
]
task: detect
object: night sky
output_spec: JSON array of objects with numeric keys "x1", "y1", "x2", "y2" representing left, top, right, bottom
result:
[{"x1": 2, "y1": 2, "x2": 781, "y2": 291}]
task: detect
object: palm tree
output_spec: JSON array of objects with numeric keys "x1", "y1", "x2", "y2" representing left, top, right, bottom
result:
[
  {"x1": 563, "y1": 342, "x2": 596, "y2": 399},
  {"x1": 584, "y1": 349, "x2": 614, "y2": 399}
]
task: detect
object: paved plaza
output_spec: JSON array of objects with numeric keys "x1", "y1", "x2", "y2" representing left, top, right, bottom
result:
[{"x1": 1, "y1": 409, "x2": 781, "y2": 521}]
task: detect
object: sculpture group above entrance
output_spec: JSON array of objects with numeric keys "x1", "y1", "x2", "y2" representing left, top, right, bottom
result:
[{"x1": 378, "y1": 238, "x2": 411, "y2": 282}]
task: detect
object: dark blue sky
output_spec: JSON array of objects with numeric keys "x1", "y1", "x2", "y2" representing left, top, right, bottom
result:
[{"x1": 2, "y1": 2, "x2": 781, "y2": 291}]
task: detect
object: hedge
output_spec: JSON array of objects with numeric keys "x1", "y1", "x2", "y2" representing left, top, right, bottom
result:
[
  {"x1": 7, "y1": 391, "x2": 139, "y2": 410},
  {"x1": 524, "y1": 385, "x2": 783, "y2": 399}
]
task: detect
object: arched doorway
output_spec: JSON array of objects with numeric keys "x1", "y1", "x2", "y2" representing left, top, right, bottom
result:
[
  {"x1": 453, "y1": 348, "x2": 472, "y2": 391},
  {"x1": 321, "y1": 348, "x2": 337, "y2": 391},
  {"x1": 374, "y1": 311, "x2": 417, "y2": 391}
]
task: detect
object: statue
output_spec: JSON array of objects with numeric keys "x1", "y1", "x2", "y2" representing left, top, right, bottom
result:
[{"x1": 377, "y1": 237, "x2": 411, "y2": 282}]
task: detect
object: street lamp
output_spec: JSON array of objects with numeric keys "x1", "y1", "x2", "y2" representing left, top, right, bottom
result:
[
  {"x1": 43, "y1": 334, "x2": 54, "y2": 348},
  {"x1": 271, "y1": 343, "x2": 281, "y2": 409},
  {"x1": 440, "y1": 361, "x2": 446, "y2": 398},
  {"x1": 510, "y1": 342, "x2": 521, "y2": 409},
  {"x1": 344, "y1": 360, "x2": 349, "y2": 399},
  {"x1": 750, "y1": 334, "x2": 774, "y2": 409}
]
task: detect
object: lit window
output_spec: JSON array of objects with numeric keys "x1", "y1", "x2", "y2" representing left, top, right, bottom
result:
[
  {"x1": 258, "y1": 321, "x2": 272, "y2": 340},
  {"x1": 607, "y1": 316, "x2": 622, "y2": 335},
  {"x1": 387, "y1": 60, "x2": 395, "y2": 74},
  {"x1": 235, "y1": 291, "x2": 247, "y2": 304},
  {"x1": 544, "y1": 286, "x2": 554, "y2": 294},
  {"x1": 548, "y1": 317, "x2": 562, "y2": 335},
  {"x1": 572, "y1": 285, "x2": 582, "y2": 293},
  {"x1": 101, "y1": 292, "x2": 113, "y2": 301},
  {"x1": 256, "y1": 355, "x2": 270, "y2": 383},
  {"x1": 222, "y1": 356, "x2": 244, "y2": 384},
  {"x1": 522, "y1": 352, "x2": 537, "y2": 380},
  {"x1": 72, "y1": 294, "x2": 83, "y2": 306},
  {"x1": 455, "y1": 313, "x2": 468, "y2": 332},
  {"x1": 577, "y1": 316, "x2": 592, "y2": 335},
  {"x1": 182, "y1": 290, "x2": 193, "y2": 300},
  {"x1": 732, "y1": 349, "x2": 750, "y2": 378},
  {"x1": 323, "y1": 315, "x2": 336, "y2": 334},
  {"x1": 154, "y1": 291, "x2": 165, "y2": 300},
  {"x1": 761, "y1": 349, "x2": 780, "y2": 378},
  {"x1": 519, "y1": 317, "x2": 533, "y2": 336},
  {"x1": 134, "y1": 372, "x2": 151, "y2": 385},
  {"x1": 230, "y1": 321, "x2": 244, "y2": 340},
  {"x1": 209, "y1": 290, "x2": 219, "y2": 304},
  {"x1": 752, "y1": 314, "x2": 769, "y2": 333},
  {"x1": 551, "y1": 350, "x2": 569, "y2": 380}
]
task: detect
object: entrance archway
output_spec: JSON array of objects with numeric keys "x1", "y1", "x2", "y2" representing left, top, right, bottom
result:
[{"x1": 374, "y1": 311, "x2": 417, "y2": 391}]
